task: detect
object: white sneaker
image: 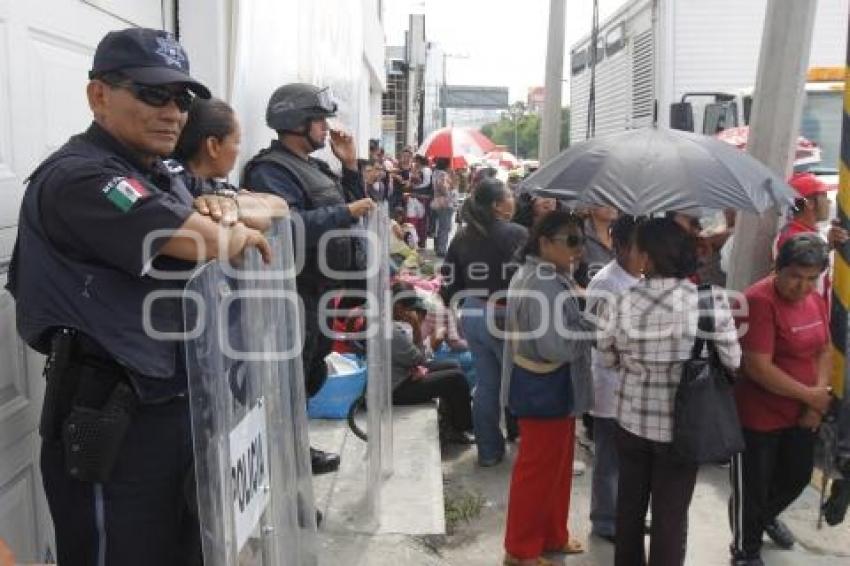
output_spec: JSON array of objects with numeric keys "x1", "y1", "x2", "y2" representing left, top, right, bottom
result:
[{"x1": 573, "y1": 460, "x2": 586, "y2": 476}]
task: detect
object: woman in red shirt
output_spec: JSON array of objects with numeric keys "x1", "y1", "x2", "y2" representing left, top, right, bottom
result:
[{"x1": 730, "y1": 233, "x2": 833, "y2": 566}]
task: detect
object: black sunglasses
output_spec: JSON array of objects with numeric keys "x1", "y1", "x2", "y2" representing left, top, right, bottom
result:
[
  {"x1": 105, "y1": 79, "x2": 194, "y2": 112},
  {"x1": 550, "y1": 234, "x2": 585, "y2": 248}
]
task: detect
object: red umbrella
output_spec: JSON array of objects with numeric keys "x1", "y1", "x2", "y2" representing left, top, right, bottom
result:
[
  {"x1": 484, "y1": 149, "x2": 520, "y2": 169},
  {"x1": 418, "y1": 127, "x2": 495, "y2": 169},
  {"x1": 716, "y1": 126, "x2": 822, "y2": 167}
]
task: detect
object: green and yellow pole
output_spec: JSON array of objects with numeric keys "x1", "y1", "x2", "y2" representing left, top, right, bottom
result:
[{"x1": 831, "y1": 14, "x2": 850, "y2": 401}]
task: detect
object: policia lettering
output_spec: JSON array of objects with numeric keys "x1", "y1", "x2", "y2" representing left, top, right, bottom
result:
[{"x1": 232, "y1": 430, "x2": 267, "y2": 514}]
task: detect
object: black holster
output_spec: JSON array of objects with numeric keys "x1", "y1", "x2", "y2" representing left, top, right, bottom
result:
[
  {"x1": 39, "y1": 329, "x2": 139, "y2": 482},
  {"x1": 39, "y1": 329, "x2": 79, "y2": 442},
  {"x1": 62, "y1": 381, "x2": 138, "y2": 483}
]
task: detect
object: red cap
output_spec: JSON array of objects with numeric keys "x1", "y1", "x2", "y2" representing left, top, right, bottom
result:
[{"x1": 788, "y1": 172, "x2": 827, "y2": 198}]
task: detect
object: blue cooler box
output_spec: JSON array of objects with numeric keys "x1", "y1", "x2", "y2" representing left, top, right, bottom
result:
[{"x1": 307, "y1": 355, "x2": 367, "y2": 419}]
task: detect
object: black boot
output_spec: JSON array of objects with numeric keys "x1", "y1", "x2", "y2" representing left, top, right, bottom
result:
[
  {"x1": 310, "y1": 447, "x2": 340, "y2": 475},
  {"x1": 824, "y1": 478, "x2": 850, "y2": 526}
]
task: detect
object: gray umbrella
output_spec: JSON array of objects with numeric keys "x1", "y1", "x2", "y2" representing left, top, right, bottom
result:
[{"x1": 520, "y1": 127, "x2": 797, "y2": 215}]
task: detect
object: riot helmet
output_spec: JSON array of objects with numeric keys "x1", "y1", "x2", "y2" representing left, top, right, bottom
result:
[{"x1": 266, "y1": 83, "x2": 337, "y2": 133}]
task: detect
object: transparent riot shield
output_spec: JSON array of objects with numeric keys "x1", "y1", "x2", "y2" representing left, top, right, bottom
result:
[
  {"x1": 365, "y1": 203, "x2": 394, "y2": 523},
  {"x1": 184, "y1": 219, "x2": 317, "y2": 566}
]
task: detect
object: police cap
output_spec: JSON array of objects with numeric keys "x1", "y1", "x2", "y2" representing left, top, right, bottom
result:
[
  {"x1": 266, "y1": 83, "x2": 338, "y2": 132},
  {"x1": 89, "y1": 28, "x2": 211, "y2": 99}
]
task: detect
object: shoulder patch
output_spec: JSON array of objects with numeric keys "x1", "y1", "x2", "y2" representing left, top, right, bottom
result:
[{"x1": 102, "y1": 177, "x2": 150, "y2": 212}]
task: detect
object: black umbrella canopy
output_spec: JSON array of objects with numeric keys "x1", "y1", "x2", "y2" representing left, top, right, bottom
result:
[{"x1": 520, "y1": 127, "x2": 798, "y2": 216}]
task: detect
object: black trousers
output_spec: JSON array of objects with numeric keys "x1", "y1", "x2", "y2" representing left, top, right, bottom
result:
[
  {"x1": 301, "y1": 291, "x2": 333, "y2": 398},
  {"x1": 730, "y1": 426, "x2": 815, "y2": 558},
  {"x1": 41, "y1": 397, "x2": 200, "y2": 566},
  {"x1": 615, "y1": 426, "x2": 698, "y2": 566},
  {"x1": 393, "y1": 360, "x2": 473, "y2": 432}
]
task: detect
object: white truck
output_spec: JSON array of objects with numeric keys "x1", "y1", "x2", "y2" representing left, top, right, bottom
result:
[{"x1": 569, "y1": 0, "x2": 848, "y2": 173}]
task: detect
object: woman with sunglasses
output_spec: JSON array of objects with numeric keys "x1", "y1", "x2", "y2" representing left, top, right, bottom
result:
[
  {"x1": 502, "y1": 210, "x2": 592, "y2": 565},
  {"x1": 173, "y1": 97, "x2": 284, "y2": 231}
]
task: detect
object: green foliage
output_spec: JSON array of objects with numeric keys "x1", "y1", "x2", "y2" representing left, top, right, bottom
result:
[
  {"x1": 443, "y1": 488, "x2": 485, "y2": 533},
  {"x1": 480, "y1": 107, "x2": 571, "y2": 159}
]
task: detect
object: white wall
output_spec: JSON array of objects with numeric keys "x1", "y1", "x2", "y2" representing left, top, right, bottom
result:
[{"x1": 180, "y1": 0, "x2": 386, "y2": 176}]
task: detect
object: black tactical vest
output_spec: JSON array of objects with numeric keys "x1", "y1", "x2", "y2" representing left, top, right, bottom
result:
[
  {"x1": 243, "y1": 145, "x2": 359, "y2": 284},
  {"x1": 8, "y1": 137, "x2": 193, "y2": 379}
]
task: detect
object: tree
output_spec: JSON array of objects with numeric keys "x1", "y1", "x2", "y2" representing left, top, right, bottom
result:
[{"x1": 481, "y1": 106, "x2": 571, "y2": 159}]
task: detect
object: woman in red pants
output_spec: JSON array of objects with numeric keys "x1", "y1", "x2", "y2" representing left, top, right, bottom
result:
[{"x1": 502, "y1": 211, "x2": 593, "y2": 565}]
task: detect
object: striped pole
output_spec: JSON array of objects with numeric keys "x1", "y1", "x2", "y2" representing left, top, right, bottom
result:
[{"x1": 830, "y1": 13, "x2": 850, "y2": 400}]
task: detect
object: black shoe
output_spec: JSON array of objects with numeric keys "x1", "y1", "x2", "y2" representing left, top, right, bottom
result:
[
  {"x1": 824, "y1": 478, "x2": 850, "y2": 526},
  {"x1": 440, "y1": 428, "x2": 475, "y2": 445},
  {"x1": 310, "y1": 447, "x2": 340, "y2": 475},
  {"x1": 593, "y1": 532, "x2": 615, "y2": 544},
  {"x1": 764, "y1": 518, "x2": 795, "y2": 549},
  {"x1": 316, "y1": 509, "x2": 323, "y2": 528},
  {"x1": 731, "y1": 554, "x2": 764, "y2": 566}
]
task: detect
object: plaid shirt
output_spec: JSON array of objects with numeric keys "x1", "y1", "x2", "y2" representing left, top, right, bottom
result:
[{"x1": 597, "y1": 278, "x2": 741, "y2": 442}]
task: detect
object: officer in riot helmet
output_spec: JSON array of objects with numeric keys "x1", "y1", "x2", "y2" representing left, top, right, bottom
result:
[
  {"x1": 6, "y1": 28, "x2": 281, "y2": 565},
  {"x1": 243, "y1": 83, "x2": 375, "y2": 475}
]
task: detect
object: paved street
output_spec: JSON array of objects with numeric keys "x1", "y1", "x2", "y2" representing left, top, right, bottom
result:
[{"x1": 319, "y1": 436, "x2": 850, "y2": 565}]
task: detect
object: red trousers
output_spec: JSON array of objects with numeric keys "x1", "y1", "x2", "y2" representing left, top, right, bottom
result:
[{"x1": 504, "y1": 416, "x2": 576, "y2": 559}]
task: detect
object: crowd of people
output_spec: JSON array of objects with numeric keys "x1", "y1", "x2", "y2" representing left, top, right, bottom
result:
[
  {"x1": 372, "y1": 141, "x2": 849, "y2": 566},
  {"x1": 5, "y1": 25, "x2": 850, "y2": 566}
]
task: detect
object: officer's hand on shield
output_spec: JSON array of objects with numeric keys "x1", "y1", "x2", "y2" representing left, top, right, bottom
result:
[
  {"x1": 234, "y1": 191, "x2": 288, "y2": 231},
  {"x1": 347, "y1": 198, "x2": 376, "y2": 219},
  {"x1": 329, "y1": 128, "x2": 357, "y2": 170},
  {"x1": 228, "y1": 222, "x2": 273, "y2": 264},
  {"x1": 194, "y1": 194, "x2": 239, "y2": 226}
]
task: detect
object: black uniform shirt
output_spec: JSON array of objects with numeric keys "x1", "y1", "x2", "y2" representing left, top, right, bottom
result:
[
  {"x1": 40, "y1": 123, "x2": 195, "y2": 277},
  {"x1": 38, "y1": 122, "x2": 197, "y2": 401}
]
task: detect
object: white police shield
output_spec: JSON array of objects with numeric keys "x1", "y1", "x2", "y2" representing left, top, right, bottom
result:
[
  {"x1": 365, "y1": 203, "x2": 394, "y2": 523},
  {"x1": 184, "y1": 219, "x2": 317, "y2": 566}
]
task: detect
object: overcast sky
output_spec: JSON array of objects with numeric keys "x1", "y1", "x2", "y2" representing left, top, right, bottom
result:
[{"x1": 383, "y1": 0, "x2": 625, "y2": 104}]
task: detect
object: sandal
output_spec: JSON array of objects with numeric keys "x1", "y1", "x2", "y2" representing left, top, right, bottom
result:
[
  {"x1": 503, "y1": 555, "x2": 556, "y2": 566},
  {"x1": 554, "y1": 538, "x2": 585, "y2": 555}
]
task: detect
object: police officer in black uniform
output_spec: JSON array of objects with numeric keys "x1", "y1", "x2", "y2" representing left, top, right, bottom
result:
[
  {"x1": 6, "y1": 28, "x2": 277, "y2": 565},
  {"x1": 243, "y1": 84, "x2": 376, "y2": 474}
]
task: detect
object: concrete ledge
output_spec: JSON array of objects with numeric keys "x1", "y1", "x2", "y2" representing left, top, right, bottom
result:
[{"x1": 310, "y1": 405, "x2": 445, "y2": 537}]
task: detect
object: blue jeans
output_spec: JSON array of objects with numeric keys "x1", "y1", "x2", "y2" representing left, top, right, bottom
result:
[
  {"x1": 590, "y1": 416, "x2": 619, "y2": 537},
  {"x1": 461, "y1": 298, "x2": 505, "y2": 461},
  {"x1": 433, "y1": 207, "x2": 455, "y2": 257}
]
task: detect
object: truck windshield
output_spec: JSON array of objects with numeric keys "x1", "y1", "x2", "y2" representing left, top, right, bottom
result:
[{"x1": 800, "y1": 90, "x2": 843, "y2": 172}]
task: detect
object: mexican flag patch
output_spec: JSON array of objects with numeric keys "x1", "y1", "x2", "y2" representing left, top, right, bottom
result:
[{"x1": 102, "y1": 177, "x2": 149, "y2": 212}]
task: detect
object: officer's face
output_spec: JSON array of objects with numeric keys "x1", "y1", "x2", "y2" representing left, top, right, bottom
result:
[
  {"x1": 306, "y1": 118, "x2": 328, "y2": 150},
  {"x1": 88, "y1": 79, "x2": 188, "y2": 161}
]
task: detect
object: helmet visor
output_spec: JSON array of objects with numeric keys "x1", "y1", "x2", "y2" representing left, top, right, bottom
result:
[{"x1": 270, "y1": 86, "x2": 338, "y2": 116}]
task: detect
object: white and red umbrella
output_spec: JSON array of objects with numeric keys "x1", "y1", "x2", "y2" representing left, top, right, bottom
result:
[
  {"x1": 418, "y1": 127, "x2": 495, "y2": 169},
  {"x1": 716, "y1": 126, "x2": 822, "y2": 168},
  {"x1": 484, "y1": 149, "x2": 520, "y2": 169}
]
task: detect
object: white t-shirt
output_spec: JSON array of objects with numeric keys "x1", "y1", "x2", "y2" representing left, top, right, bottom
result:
[
  {"x1": 414, "y1": 166, "x2": 432, "y2": 190},
  {"x1": 585, "y1": 260, "x2": 641, "y2": 419}
]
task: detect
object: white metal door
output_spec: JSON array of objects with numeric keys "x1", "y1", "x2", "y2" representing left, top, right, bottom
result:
[{"x1": 0, "y1": 1, "x2": 165, "y2": 561}]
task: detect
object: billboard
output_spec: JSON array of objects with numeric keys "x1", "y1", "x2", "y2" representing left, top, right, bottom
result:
[{"x1": 440, "y1": 86, "x2": 509, "y2": 109}]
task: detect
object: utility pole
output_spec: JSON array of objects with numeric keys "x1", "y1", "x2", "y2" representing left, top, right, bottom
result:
[
  {"x1": 440, "y1": 52, "x2": 468, "y2": 128},
  {"x1": 441, "y1": 52, "x2": 448, "y2": 127},
  {"x1": 726, "y1": 0, "x2": 817, "y2": 291},
  {"x1": 538, "y1": 0, "x2": 566, "y2": 164}
]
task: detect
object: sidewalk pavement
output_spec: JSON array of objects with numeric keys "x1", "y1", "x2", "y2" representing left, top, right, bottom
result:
[{"x1": 319, "y1": 436, "x2": 850, "y2": 565}]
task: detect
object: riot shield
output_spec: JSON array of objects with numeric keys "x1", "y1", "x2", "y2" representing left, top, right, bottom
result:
[
  {"x1": 184, "y1": 219, "x2": 317, "y2": 566},
  {"x1": 365, "y1": 203, "x2": 394, "y2": 523}
]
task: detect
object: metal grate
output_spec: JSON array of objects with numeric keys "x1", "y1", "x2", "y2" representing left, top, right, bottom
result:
[{"x1": 631, "y1": 29, "x2": 654, "y2": 120}]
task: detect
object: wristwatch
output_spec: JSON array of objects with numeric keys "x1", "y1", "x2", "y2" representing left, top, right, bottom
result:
[{"x1": 213, "y1": 188, "x2": 238, "y2": 199}]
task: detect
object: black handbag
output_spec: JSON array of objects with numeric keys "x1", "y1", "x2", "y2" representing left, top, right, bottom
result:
[{"x1": 671, "y1": 286, "x2": 745, "y2": 464}]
